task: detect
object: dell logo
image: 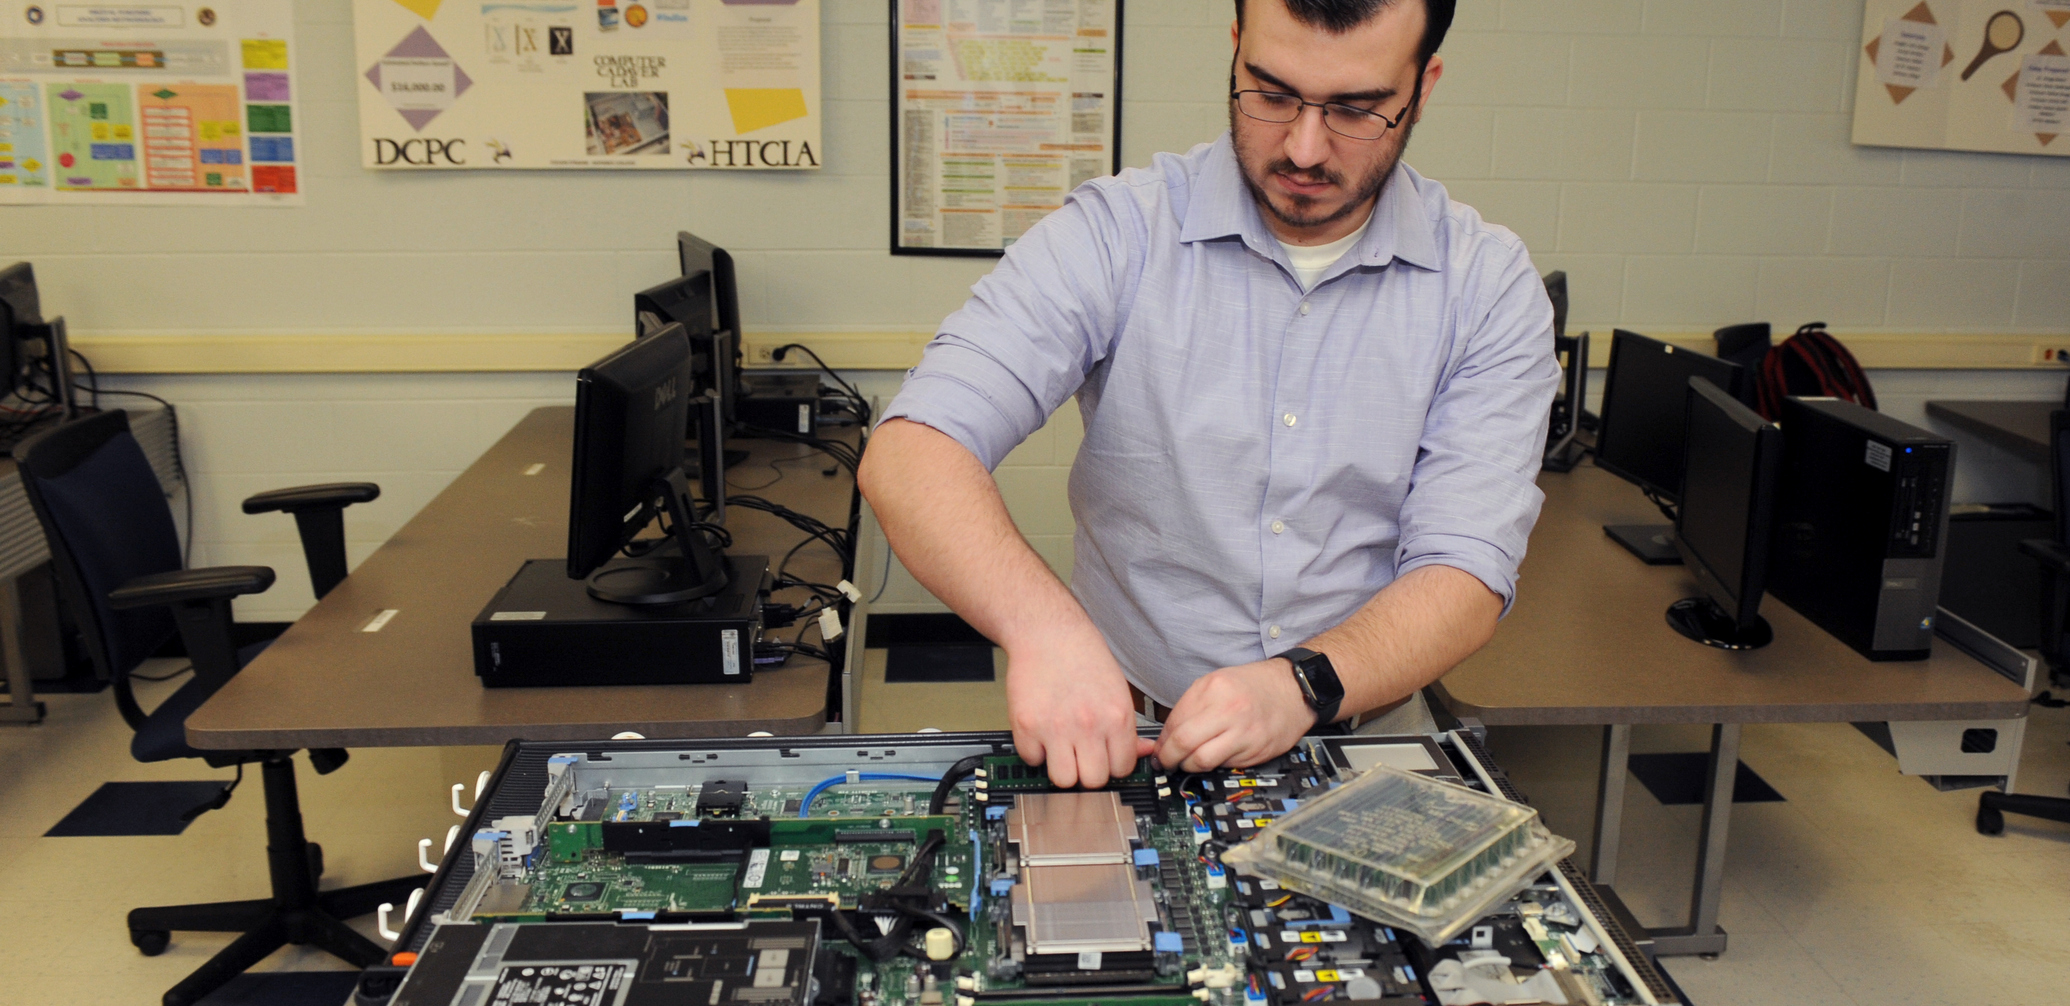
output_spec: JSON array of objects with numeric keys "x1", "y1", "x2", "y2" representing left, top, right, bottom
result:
[{"x1": 653, "y1": 378, "x2": 678, "y2": 410}]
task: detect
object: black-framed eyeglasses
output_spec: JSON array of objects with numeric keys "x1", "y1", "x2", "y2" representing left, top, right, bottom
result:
[{"x1": 1230, "y1": 72, "x2": 1423, "y2": 141}]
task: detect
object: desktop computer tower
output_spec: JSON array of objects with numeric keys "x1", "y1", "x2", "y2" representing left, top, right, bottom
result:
[
  {"x1": 1768, "y1": 398, "x2": 1953, "y2": 661},
  {"x1": 737, "y1": 373, "x2": 822, "y2": 434},
  {"x1": 472, "y1": 556, "x2": 768, "y2": 687}
]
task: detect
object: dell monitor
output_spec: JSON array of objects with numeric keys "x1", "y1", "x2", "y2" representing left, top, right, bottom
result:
[
  {"x1": 1668, "y1": 377, "x2": 1784, "y2": 649},
  {"x1": 677, "y1": 231, "x2": 742, "y2": 417},
  {"x1": 567, "y1": 324, "x2": 729, "y2": 605},
  {"x1": 1595, "y1": 329, "x2": 1747, "y2": 564}
]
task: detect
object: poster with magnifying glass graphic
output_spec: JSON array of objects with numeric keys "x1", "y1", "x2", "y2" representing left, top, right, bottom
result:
[{"x1": 1852, "y1": 0, "x2": 2070, "y2": 155}]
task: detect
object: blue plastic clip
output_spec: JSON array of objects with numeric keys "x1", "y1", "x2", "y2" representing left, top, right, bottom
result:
[
  {"x1": 619, "y1": 910, "x2": 656, "y2": 921},
  {"x1": 990, "y1": 877, "x2": 1016, "y2": 896},
  {"x1": 1153, "y1": 931, "x2": 1185, "y2": 953},
  {"x1": 985, "y1": 805, "x2": 1007, "y2": 821},
  {"x1": 1133, "y1": 848, "x2": 1161, "y2": 867}
]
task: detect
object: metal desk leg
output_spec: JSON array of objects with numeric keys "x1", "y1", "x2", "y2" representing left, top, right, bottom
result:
[
  {"x1": 1648, "y1": 722, "x2": 1738, "y2": 957},
  {"x1": 1590, "y1": 723, "x2": 1631, "y2": 886},
  {"x1": 0, "y1": 577, "x2": 46, "y2": 725}
]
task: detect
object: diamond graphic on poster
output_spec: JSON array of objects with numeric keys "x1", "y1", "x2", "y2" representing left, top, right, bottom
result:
[{"x1": 364, "y1": 26, "x2": 473, "y2": 131}]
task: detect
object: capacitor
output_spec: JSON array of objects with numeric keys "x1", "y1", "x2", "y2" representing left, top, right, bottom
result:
[{"x1": 925, "y1": 927, "x2": 957, "y2": 961}]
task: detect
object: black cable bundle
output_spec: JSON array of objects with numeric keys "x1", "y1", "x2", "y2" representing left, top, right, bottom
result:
[
  {"x1": 928, "y1": 754, "x2": 989, "y2": 816},
  {"x1": 826, "y1": 832, "x2": 965, "y2": 963}
]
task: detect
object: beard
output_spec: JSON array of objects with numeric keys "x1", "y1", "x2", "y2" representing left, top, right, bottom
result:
[{"x1": 1230, "y1": 104, "x2": 1413, "y2": 233}]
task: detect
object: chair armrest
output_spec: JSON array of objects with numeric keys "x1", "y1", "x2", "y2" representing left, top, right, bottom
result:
[
  {"x1": 108, "y1": 566, "x2": 276, "y2": 610},
  {"x1": 242, "y1": 482, "x2": 380, "y2": 515},
  {"x1": 2020, "y1": 538, "x2": 2070, "y2": 574}
]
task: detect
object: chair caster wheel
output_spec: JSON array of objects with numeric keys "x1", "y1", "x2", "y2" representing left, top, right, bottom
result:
[
  {"x1": 131, "y1": 929, "x2": 170, "y2": 956},
  {"x1": 1976, "y1": 806, "x2": 2004, "y2": 836}
]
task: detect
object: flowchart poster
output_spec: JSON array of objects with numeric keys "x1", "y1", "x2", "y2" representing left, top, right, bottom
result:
[
  {"x1": 0, "y1": 2, "x2": 303, "y2": 204},
  {"x1": 353, "y1": 0, "x2": 821, "y2": 170},
  {"x1": 1853, "y1": 0, "x2": 2070, "y2": 156}
]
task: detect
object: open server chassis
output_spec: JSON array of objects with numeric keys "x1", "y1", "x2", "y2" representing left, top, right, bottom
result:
[{"x1": 350, "y1": 730, "x2": 1690, "y2": 1006}]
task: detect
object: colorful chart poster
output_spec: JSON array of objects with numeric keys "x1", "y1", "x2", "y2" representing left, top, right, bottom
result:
[
  {"x1": 0, "y1": 1, "x2": 302, "y2": 204},
  {"x1": 893, "y1": 0, "x2": 1124, "y2": 254},
  {"x1": 48, "y1": 81, "x2": 138, "y2": 190},
  {"x1": 352, "y1": 0, "x2": 822, "y2": 171},
  {"x1": 0, "y1": 81, "x2": 49, "y2": 189},
  {"x1": 1852, "y1": 0, "x2": 2070, "y2": 156}
]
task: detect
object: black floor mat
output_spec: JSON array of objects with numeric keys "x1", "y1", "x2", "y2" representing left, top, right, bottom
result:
[
  {"x1": 1628, "y1": 753, "x2": 1784, "y2": 805},
  {"x1": 195, "y1": 971, "x2": 361, "y2": 1006},
  {"x1": 865, "y1": 612, "x2": 994, "y2": 648},
  {"x1": 45, "y1": 781, "x2": 229, "y2": 836},
  {"x1": 883, "y1": 644, "x2": 996, "y2": 683}
]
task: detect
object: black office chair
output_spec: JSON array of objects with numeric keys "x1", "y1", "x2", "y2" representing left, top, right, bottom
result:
[
  {"x1": 1977, "y1": 408, "x2": 2070, "y2": 835},
  {"x1": 16, "y1": 409, "x2": 425, "y2": 1006}
]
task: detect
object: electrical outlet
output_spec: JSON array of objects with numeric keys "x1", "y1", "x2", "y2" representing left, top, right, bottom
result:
[
  {"x1": 751, "y1": 344, "x2": 775, "y2": 363},
  {"x1": 2035, "y1": 345, "x2": 2070, "y2": 365}
]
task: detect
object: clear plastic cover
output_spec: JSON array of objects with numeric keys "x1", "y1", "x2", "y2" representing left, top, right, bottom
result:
[{"x1": 1222, "y1": 764, "x2": 1576, "y2": 945}]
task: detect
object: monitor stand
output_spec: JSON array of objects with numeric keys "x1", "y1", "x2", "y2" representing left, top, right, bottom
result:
[
  {"x1": 683, "y1": 447, "x2": 750, "y2": 476},
  {"x1": 588, "y1": 470, "x2": 730, "y2": 605},
  {"x1": 1604, "y1": 523, "x2": 1682, "y2": 565},
  {"x1": 1666, "y1": 598, "x2": 1773, "y2": 650}
]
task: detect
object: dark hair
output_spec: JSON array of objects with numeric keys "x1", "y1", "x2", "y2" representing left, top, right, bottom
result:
[{"x1": 1234, "y1": 0, "x2": 1456, "y2": 63}]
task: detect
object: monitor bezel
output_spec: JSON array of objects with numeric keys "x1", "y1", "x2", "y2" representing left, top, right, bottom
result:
[
  {"x1": 1674, "y1": 376, "x2": 1785, "y2": 630},
  {"x1": 1595, "y1": 328, "x2": 1748, "y2": 504}
]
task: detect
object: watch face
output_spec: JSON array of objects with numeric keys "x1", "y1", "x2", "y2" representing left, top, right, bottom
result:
[{"x1": 1296, "y1": 653, "x2": 1344, "y2": 705}]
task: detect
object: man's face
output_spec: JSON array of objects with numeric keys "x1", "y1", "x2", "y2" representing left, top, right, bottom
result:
[{"x1": 1229, "y1": 0, "x2": 1443, "y2": 243}]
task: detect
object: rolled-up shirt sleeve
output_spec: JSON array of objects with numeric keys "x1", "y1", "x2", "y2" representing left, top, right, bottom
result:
[
  {"x1": 1394, "y1": 239, "x2": 1559, "y2": 614},
  {"x1": 880, "y1": 183, "x2": 1140, "y2": 470}
]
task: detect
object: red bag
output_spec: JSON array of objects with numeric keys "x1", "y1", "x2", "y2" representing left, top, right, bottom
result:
[{"x1": 1754, "y1": 323, "x2": 1876, "y2": 421}]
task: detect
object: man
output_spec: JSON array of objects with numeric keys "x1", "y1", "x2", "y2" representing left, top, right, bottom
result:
[{"x1": 858, "y1": 0, "x2": 1557, "y2": 786}]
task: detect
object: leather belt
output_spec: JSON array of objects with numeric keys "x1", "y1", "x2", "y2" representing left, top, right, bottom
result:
[{"x1": 1128, "y1": 683, "x2": 1174, "y2": 724}]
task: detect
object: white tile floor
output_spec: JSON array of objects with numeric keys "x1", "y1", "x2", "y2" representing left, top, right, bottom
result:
[
  {"x1": 1485, "y1": 706, "x2": 2070, "y2": 1006},
  {"x1": 4, "y1": 661, "x2": 2066, "y2": 1004}
]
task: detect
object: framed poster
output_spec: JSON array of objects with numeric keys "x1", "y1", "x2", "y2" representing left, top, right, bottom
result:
[
  {"x1": 1851, "y1": 0, "x2": 2070, "y2": 157},
  {"x1": 891, "y1": 0, "x2": 1123, "y2": 255},
  {"x1": 0, "y1": 1, "x2": 303, "y2": 205},
  {"x1": 353, "y1": 0, "x2": 822, "y2": 171}
]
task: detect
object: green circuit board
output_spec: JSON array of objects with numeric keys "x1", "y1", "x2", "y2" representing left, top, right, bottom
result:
[{"x1": 432, "y1": 744, "x2": 1664, "y2": 1006}]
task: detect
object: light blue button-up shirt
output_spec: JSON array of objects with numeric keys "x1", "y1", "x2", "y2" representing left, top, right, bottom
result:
[{"x1": 883, "y1": 134, "x2": 1559, "y2": 705}]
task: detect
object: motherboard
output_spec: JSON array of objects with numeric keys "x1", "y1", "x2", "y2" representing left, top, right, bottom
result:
[{"x1": 370, "y1": 732, "x2": 1681, "y2": 1006}]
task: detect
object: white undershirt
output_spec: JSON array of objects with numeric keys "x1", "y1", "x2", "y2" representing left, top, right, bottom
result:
[{"x1": 1277, "y1": 210, "x2": 1374, "y2": 290}]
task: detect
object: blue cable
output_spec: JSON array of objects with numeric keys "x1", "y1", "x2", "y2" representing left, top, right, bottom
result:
[
  {"x1": 797, "y1": 772, "x2": 941, "y2": 818},
  {"x1": 968, "y1": 829, "x2": 983, "y2": 920}
]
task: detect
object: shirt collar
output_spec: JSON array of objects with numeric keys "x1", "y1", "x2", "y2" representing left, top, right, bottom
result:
[{"x1": 1181, "y1": 131, "x2": 1441, "y2": 274}]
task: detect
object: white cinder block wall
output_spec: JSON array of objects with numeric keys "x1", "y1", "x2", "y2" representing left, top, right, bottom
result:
[{"x1": 14, "y1": 0, "x2": 2068, "y2": 619}]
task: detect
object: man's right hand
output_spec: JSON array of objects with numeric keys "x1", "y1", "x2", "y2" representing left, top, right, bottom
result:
[
  {"x1": 860, "y1": 419, "x2": 1151, "y2": 787},
  {"x1": 1005, "y1": 629, "x2": 1154, "y2": 789}
]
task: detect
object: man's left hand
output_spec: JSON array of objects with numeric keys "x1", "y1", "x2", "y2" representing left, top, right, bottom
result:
[{"x1": 1154, "y1": 658, "x2": 1315, "y2": 771}]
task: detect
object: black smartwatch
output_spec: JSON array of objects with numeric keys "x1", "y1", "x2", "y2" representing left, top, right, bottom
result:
[{"x1": 1280, "y1": 647, "x2": 1345, "y2": 726}]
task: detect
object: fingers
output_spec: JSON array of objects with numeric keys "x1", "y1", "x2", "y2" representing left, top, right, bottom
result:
[
  {"x1": 1044, "y1": 743, "x2": 1081, "y2": 789},
  {"x1": 1012, "y1": 725, "x2": 1046, "y2": 770},
  {"x1": 1106, "y1": 727, "x2": 1141, "y2": 786},
  {"x1": 1184, "y1": 728, "x2": 1242, "y2": 774}
]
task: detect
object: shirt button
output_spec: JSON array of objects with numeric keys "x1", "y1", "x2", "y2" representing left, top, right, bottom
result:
[
  {"x1": 1298, "y1": 302, "x2": 1311, "y2": 316},
  {"x1": 1271, "y1": 520, "x2": 1285, "y2": 535},
  {"x1": 1283, "y1": 413, "x2": 1297, "y2": 427},
  {"x1": 1269, "y1": 625, "x2": 1282, "y2": 639}
]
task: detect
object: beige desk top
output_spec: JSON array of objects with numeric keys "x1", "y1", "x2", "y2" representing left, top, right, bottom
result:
[
  {"x1": 188, "y1": 406, "x2": 853, "y2": 749},
  {"x1": 1433, "y1": 463, "x2": 2033, "y2": 726}
]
